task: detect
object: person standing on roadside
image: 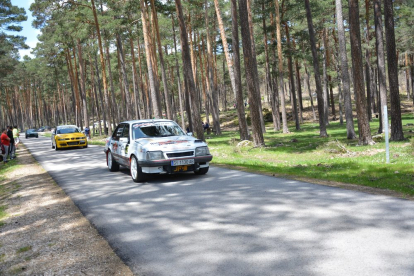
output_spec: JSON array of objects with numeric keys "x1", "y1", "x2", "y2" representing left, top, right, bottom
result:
[
  {"x1": 84, "y1": 126, "x2": 90, "y2": 140},
  {"x1": 7, "y1": 126, "x2": 15, "y2": 159},
  {"x1": 13, "y1": 125, "x2": 19, "y2": 150},
  {"x1": 1, "y1": 128, "x2": 10, "y2": 163}
]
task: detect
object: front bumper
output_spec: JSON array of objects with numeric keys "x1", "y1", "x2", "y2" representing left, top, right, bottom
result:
[
  {"x1": 138, "y1": 155, "x2": 213, "y2": 174},
  {"x1": 56, "y1": 140, "x2": 87, "y2": 148}
]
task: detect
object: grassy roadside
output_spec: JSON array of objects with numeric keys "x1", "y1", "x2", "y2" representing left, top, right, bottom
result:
[
  {"x1": 88, "y1": 112, "x2": 414, "y2": 197},
  {"x1": 0, "y1": 158, "x2": 20, "y2": 227}
]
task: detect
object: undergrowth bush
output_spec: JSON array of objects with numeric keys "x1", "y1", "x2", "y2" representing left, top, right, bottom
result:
[{"x1": 317, "y1": 140, "x2": 351, "y2": 154}]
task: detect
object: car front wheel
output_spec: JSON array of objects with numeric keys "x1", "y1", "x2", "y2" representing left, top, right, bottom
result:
[
  {"x1": 130, "y1": 156, "x2": 147, "y2": 182},
  {"x1": 194, "y1": 167, "x2": 209, "y2": 175},
  {"x1": 107, "y1": 152, "x2": 119, "y2": 172}
]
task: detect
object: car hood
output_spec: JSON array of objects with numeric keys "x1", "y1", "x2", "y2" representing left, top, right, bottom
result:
[
  {"x1": 135, "y1": 136, "x2": 206, "y2": 151},
  {"x1": 56, "y1": 133, "x2": 85, "y2": 138}
]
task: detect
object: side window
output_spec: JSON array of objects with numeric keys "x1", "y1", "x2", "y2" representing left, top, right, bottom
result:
[
  {"x1": 112, "y1": 125, "x2": 124, "y2": 140},
  {"x1": 122, "y1": 124, "x2": 130, "y2": 139}
]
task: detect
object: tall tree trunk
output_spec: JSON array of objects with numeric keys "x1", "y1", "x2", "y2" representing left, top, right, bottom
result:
[
  {"x1": 150, "y1": 0, "x2": 173, "y2": 120},
  {"x1": 105, "y1": 43, "x2": 120, "y2": 124},
  {"x1": 172, "y1": 17, "x2": 186, "y2": 130},
  {"x1": 95, "y1": 55, "x2": 107, "y2": 135},
  {"x1": 304, "y1": 64, "x2": 317, "y2": 121},
  {"x1": 374, "y1": 0, "x2": 387, "y2": 134},
  {"x1": 116, "y1": 33, "x2": 132, "y2": 119},
  {"x1": 349, "y1": 0, "x2": 373, "y2": 145},
  {"x1": 213, "y1": 0, "x2": 236, "y2": 100},
  {"x1": 335, "y1": 0, "x2": 356, "y2": 139},
  {"x1": 322, "y1": 27, "x2": 330, "y2": 125},
  {"x1": 365, "y1": 0, "x2": 373, "y2": 121},
  {"x1": 411, "y1": 55, "x2": 414, "y2": 105},
  {"x1": 231, "y1": 0, "x2": 249, "y2": 140},
  {"x1": 66, "y1": 48, "x2": 81, "y2": 126},
  {"x1": 304, "y1": 0, "x2": 328, "y2": 137},
  {"x1": 270, "y1": 13, "x2": 281, "y2": 130},
  {"x1": 274, "y1": 0, "x2": 289, "y2": 133},
  {"x1": 383, "y1": 0, "x2": 404, "y2": 141},
  {"x1": 285, "y1": 24, "x2": 300, "y2": 130},
  {"x1": 205, "y1": 0, "x2": 221, "y2": 135},
  {"x1": 76, "y1": 40, "x2": 89, "y2": 129},
  {"x1": 238, "y1": 0, "x2": 265, "y2": 146},
  {"x1": 136, "y1": 34, "x2": 151, "y2": 118},
  {"x1": 141, "y1": 0, "x2": 162, "y2": 119},
  {"x1": 129, "y1": 35, "x2": 141, "y2": 120},
  {"x1": 247, "y1": 0, "x2": 265, "y2": 133},
  {"x1": 175, "y1": 0, "x2": 204, "y2": 140},
  {"x1": 91, "y1": 0, "x2": 111, "y2": 135},
  {"x1": 405, "y1": 53, "x2": 410, "y2": 100}
]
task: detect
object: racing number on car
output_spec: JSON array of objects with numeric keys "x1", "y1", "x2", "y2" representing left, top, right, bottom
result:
[{"x1": 174, "y1": 165, "x2": 188, "y2": 172}]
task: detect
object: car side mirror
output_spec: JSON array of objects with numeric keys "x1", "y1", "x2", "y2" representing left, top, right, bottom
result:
[{"x1": 187, "y1": 132, "x2": 193, "y2": 136}]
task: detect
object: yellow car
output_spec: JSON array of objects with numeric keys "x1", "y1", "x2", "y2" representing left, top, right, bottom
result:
[{"x1": 51, "y1": 125, "x2": 88, "y2": 150}]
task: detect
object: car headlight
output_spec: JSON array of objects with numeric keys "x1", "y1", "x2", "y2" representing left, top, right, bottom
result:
[
  {"x1": 58, "y1": 138, "x2": 66, "y2": 141},
  {"x1": 146, "y1": 151, "x2": 165, "y2": 160},
  {"x1": 195, "y1": 146, "x2": 210, "y2": 156}
]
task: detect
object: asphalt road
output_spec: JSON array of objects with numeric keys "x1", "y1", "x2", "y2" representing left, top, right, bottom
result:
[{"x1": 23, "y1": 136, "x2": 414, "y2": 276}]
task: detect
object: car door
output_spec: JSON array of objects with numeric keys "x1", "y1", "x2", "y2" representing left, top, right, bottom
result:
[
  {"x1": 110, "y1": 124, "x2": 124, "y2": 163},
  {"x1": 117, "y1": 124, "x2": 130, "y2": 166}
]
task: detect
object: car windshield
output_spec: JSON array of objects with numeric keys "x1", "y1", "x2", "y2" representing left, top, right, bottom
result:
[
  {"x1": 27, "y1": 129, "x2": 36, "y2": 133},
  {"x1": 57, "y1": 127, "x2": 80, "y2": 134},
  {"x1": 132, "y1": 122, "x2": 185, "y2": 139}
]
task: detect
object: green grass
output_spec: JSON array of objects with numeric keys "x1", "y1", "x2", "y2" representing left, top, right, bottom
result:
[
  {"x1": 0, "y1": 205, "x2": 7, "y2": 227},
  {"x1": 88, "y1": 113, "x2": 414, "y2": 197},
  {"x1": 16, "y1": 246, "x2": 32, "y2": 253},
  {"x1": 0, "y1": 158, "x2": 20, "y2": 227},
  {"x1": 210, "y1": 114, "x2": 414, "y2": 196}
]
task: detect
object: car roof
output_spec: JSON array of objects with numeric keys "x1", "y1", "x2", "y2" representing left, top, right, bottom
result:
[
  {"x1": 57, "y1": 125, "x2": 79, "y2": 129},
  {"x1": 121, "y1": 119, "x2": 176, "y2": 125}
]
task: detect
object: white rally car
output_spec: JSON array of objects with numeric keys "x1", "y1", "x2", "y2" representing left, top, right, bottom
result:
[{"x1": 104, "y1": 119, "x2": 213, "y2": 182}]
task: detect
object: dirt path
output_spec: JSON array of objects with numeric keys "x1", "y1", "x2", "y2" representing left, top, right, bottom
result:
[{"x1": 0, "y1": 144, "x2": 133, "y2": 275}]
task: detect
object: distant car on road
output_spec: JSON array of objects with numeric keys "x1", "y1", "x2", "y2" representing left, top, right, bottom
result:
[
  {"x1": 104, "y1": 119, "x2": 213, "y2": 182},
  {"x1": 51, "y1": 125, "x2": 88, "y2": 150},
  {"x1": 25, "y1": 129, "x2": 39, "y2": 138},
  {"x1": 37, "y1": 127, "x2": 45, "y2": 132}
]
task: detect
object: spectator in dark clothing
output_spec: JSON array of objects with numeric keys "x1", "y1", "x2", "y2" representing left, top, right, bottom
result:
[
  {"x1": 7, "y1": 126, "x2": 15, "y2": 159},
  {"x1": 84, "y1": 126, "x2": 91, "y2": 139}
]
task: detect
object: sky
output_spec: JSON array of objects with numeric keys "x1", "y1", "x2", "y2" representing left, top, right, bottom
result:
[{"x1": 11, "y1": 0, "x2": 40, "y2": 59}]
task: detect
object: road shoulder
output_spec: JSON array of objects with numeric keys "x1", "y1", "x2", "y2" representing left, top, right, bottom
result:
[{"x1": 0, "y1": 144, "x2": 133, "y2": 275}]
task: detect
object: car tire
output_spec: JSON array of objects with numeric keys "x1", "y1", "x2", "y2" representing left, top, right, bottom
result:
[
  {"x1": 107, "y1": 151, "x2": 119, "y2": 172},
  {"x1": 25, "y1": 135, "x2": 28, "y2": 139},
  {"x1": 55, "y1": 142, "x2": 59, "y2": 151},
  {"x1": 194, "y1": 167, "x2": 209, "y2": 175},
  {"x1": 84, "y1": 144, "x2": 88, "y2": 148},
  {"x1": 36, "y1": 135, "x2": 38, "y2": 138},
  {"x1": 130, "y1": 156, "x2": 147, "y2": 182}
]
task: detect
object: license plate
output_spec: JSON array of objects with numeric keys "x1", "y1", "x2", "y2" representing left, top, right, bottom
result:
[
  {"x1": 173, "y1": 165, "x2": 188, "y2": 172},
  {"x1": 171, "y1": 159, "x2": 194, "y2": 166}
]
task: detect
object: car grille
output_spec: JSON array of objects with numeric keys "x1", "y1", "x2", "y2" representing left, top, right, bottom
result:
[
  {"x1": 166, "y1": 151, "x2": 194, "y2": 158},
  {"x1": 67, "y1": 142, "x2": 79, "y2": 145}
]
